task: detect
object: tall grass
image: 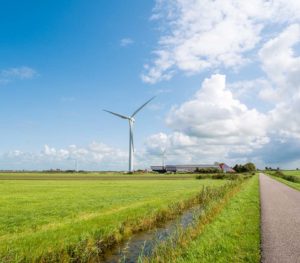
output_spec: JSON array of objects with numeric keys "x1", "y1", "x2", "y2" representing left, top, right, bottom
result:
[
  {"x1": 196, "y1": 172, "x2": 254, "y2": 180},
  {"x1": 143, "y1": 175, "x2": 260, "y2": 262}
]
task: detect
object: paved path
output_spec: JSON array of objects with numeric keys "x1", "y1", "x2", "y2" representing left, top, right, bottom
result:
[{"x1": 260, "y1": 173, "x2": 300, "y2": 263}]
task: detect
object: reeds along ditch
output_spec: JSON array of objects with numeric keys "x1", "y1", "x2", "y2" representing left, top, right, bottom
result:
[
  {"x1": 142, "y1": 177, "x2": 250, "y2": 262},
  {"x1": 31, "y1": 178, "x2": 248, "y2": 263},
  {"x1": 195, "y1": 172, "x2": 254, "y2": 180}
]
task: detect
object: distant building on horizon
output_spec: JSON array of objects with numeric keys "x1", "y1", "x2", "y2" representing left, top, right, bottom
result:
[{"x1": 150, "y1": 162, "x2": 235, "y2": 173}]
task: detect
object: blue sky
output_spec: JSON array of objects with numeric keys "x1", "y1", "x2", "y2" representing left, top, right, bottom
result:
[
  {"x1": 0, "y1": 1, "x2": 161, "y2": 149},
  {"x1": 1, "y1": 0, "x2": 300, "y2": 170}
]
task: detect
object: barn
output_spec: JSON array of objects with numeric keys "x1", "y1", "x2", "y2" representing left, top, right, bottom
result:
[{"x1": 151, "y1": 162, "x2": 234, "y2": 173}]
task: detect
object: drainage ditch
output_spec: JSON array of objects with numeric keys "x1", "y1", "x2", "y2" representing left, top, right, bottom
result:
[{"x1": 101, "y1": 205, "x2": 203, "y2": 263}]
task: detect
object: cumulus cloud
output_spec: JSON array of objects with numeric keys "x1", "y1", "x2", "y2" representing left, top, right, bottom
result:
[
  {"x1": 258, "y1": 24, "x2": 300, "y2": 139},
  {"x1": 0, "y1": 142, "x2": 128, "y2": 171},
  {"x1": 143, "y1": 74, "x2": 271, "y2": 166},
  {"x1": 142, "y1": 31, "x2": 300, "y2": 166},
  {"x1": 167, "y1": 74, "x2": 268, "y2": 145},
  {"x1": 142, "y1": 0, "x2": 300, "y2": 83},
  {"x1": 259, "y1": 24, "x2": 300, "y2": 95},
  {"x1": 139, "y1": 2, "x2": 300, "y2": 167}
]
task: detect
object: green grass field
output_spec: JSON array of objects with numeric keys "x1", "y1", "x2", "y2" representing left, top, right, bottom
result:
[
  {"x1": 0, "y1": 172, "x2": 196, "y2": 181},
  {"x1": 280, "y1": 170, "x2": 300, "y2": 176},
  {"x1": 0, "y1": 175, "x2": 226, "y2": 262},
  {"x1": 148, "y1": 175, "x2": 260, "y2": 262}
]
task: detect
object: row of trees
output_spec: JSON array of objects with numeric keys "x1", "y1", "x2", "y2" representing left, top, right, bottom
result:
[
  {"x1": 233, "y1": 162, "x2": 256, "y2": 172},
  {"x1": 265, "y1": 167, "x2": 299, "y2": 171}
]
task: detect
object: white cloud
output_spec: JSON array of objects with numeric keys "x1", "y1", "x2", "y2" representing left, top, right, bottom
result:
[
  {"x1": 259, "y1": 24, "x2": 300, "y2": 139},
  {"x1": 228, "y1": 78, "x2": 272, "y2": 101},
  {"x1": 0, "y1": 142, "x2": 128, "y2": 170},
  {"x1": 166, "y1": 74, "x2": 268, "y2": 145},
  {"x1": 120, "y1": 38, "x2": 134, "y2": 47},
  {"x1": 142, "y1": 0, "x2": 300, "y2": 83},
  {"x1": 1, "y1": 66, "x2": 37, "y2": 80},
  {"x1": 143, "y1": 74, "x2": 270, "y2": 166},
  {"x1": 142, "y1": 23, "x2": 300, "y2": 167},
  {"x1": 140, "y1": 2, "x2": 300, "y2": 167},
  {"x1": 0, "y1": 66, "x2": 38, "y2": 85},
  {"x1": 259, "y1": 24, "x2": 300, "y2": 98}
]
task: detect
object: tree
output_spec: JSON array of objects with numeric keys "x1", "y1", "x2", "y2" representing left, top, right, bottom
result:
[
  {"x1": 243, "y1": 162, "x2": 256, "y2": 172},
  {"x1": 233, "y1": 162, "x2": 256, "y2": 173}
]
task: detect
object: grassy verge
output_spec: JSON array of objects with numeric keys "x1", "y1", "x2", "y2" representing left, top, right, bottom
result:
[
  {"x1": 269, "y1": 176, "x2": 300, "y2": 191},
  {"x1": 0, "y1": 179, "x2": 226, "y2": 262},
  {"x1": 266, "y1": 171, "x2": 300, "y2": 191},
  {"x1": 146, "y1": 175, "x2": 260, "y2": 262}
]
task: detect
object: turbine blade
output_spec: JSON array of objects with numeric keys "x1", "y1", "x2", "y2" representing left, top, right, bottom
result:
[
  {"x1": 131, "y1": 96, "x2": 156, "y2": 117},
  {"x1": 103, "y1": 109, "x2": 129, "y2": 120},
  {"x1": 130, "y1": 128, "x2": 134, "y2": 152}
]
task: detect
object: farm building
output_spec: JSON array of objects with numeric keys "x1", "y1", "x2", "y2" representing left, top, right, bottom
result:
[
  {"x1": 219, "y1": 163, "x2": 235, "y2": 173},
  {"x1": 151, "y1": 162, "x2": 235, "y2": 173}
]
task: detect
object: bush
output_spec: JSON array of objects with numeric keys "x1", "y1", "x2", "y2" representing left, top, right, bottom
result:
[
  {"x1": 195, "y1": 174, "x2": 212, "y2": 180},
  {"x1": 211, "y1": 174, "x2": 225, "y2": 179},
  {"x1": 196, "y1": 173, "x2": 248, "y2": 181},
  {"x1": 274, "y1": 170, "x2": 284, "y2": 177}
]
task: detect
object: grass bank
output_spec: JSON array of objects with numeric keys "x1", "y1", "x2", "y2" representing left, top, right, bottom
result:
[
  {"x1": 0, "y1": 178, "x2": 226, "y2": 262},
  {"x1": 269, "y1": 176, "x2": 300, "y2": 191},
  {"x1": 146, "y1": 175, "x2": 260, "y2": 262},
  {"x1": 266, "y1": 170, "x2": 300, "y2": 191}
]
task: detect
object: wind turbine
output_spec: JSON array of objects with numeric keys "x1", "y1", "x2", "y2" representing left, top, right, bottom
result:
[
  {"x1": 103, "y1": 96, "x2": 155, "y2": 173},
  {"x1": 162, "y1": 149, "x2": 166, "y2": 168}
]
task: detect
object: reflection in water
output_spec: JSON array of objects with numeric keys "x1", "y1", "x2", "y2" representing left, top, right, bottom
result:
[{"x1": 102, "y1": 205, "x2": 202, "y2": 263}]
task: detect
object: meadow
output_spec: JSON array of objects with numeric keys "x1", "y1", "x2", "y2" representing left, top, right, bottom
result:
[
  {"x1": 0, "y1": 174, "x2": 226, "y2": 262},
  {"x1": 0, "y1": 172, "x2": 195, "y2": 180},
  {"x1": 281, "y1": 170, "x2": 300, "y2": 176}
]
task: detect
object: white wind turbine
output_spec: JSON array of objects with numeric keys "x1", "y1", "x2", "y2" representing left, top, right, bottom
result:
[{"x1": 103, "y1": 96, "x2": 155, "y2": 173}]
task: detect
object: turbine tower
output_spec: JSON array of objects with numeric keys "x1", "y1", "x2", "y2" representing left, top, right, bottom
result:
[
  {"x1": 103, "y1": 96, "x2": 155, "y2": 173},
  {"x1": 162, "y1": 149, "x2": 166, "y2": 168}
]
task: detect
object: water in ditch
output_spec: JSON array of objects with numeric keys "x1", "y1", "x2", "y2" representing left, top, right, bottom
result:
[{"x1": 101, "y1": 205, "x2": 203, "y2": 263}]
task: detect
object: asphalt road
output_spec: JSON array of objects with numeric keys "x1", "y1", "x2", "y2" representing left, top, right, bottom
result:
[{"x1": 260, "y1": 173, "x2": 300, "y2": 263}]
